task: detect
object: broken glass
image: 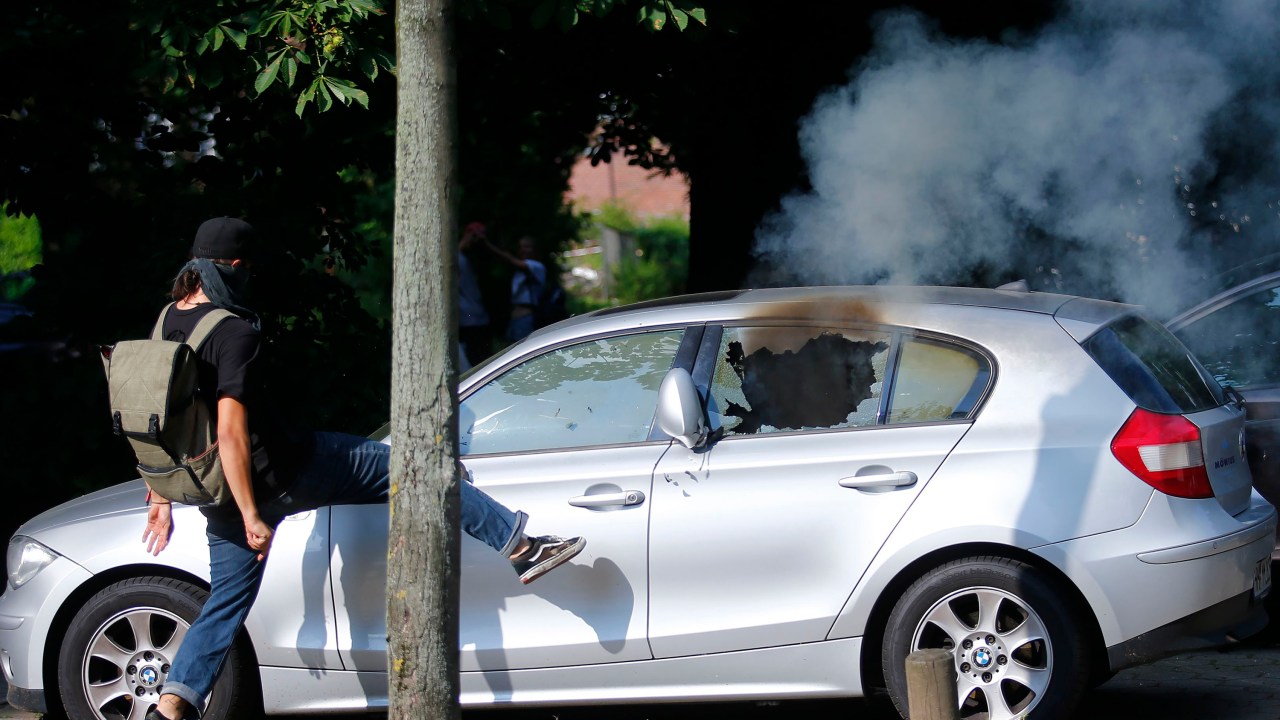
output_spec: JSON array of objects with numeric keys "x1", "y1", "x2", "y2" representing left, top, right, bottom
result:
[{"x1": 709, "y1": 326, "x2": 891, "y2": 436}]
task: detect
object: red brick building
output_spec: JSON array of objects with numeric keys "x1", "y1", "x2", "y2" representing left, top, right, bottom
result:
[{"x1": 565, "y1": 155, "x2": 690, "y2": 220}]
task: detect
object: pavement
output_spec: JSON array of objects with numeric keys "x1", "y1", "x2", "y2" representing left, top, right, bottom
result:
[{"x1": 7, "y1": 631, "x2": 1280, "y2": 719}]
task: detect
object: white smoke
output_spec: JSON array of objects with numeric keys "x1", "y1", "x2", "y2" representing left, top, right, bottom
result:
[{"x1": 752, "y1": 0, "x2": 1280, "y2": 315}]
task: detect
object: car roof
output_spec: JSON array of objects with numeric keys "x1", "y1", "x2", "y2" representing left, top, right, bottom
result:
[
  {"x1": 589, "y1": 285, "x2": 1078, "y2": 318},
  {"x1": 464, "y1": 285, "x2": 1139, "y2": 389}
]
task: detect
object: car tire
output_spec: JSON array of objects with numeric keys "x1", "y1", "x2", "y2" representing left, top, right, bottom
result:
[
  {"x1": 880, "y1": 556, "x2": 1090, "y2": 720},
  {"x1": 57, "y1": 576, "x2": 260, "y2": 720}
]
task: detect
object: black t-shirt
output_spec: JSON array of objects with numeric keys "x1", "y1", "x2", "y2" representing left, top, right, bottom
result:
[{"x1": 161, "y1": 304, "x2": 307, "y2": 506}]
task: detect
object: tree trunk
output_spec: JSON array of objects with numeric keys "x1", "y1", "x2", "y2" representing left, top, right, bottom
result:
[{"x1": 388, "y1": 0, "x2": 461, "y2": 717}]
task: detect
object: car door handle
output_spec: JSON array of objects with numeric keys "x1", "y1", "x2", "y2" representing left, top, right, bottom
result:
[
  {"x1": 838, "y1": 471, "x2": 918, "y2": 489},
  {"x1": 568, "y1": 491, "x2": 647, "y2": 508}
]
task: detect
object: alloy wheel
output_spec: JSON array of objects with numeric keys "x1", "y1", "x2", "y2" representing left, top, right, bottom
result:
[
  {"x1": 911, "y1": 585, "x2": 1053, "y2": 719},
  {"x1": 79, "y1": 606, "x2": 191, "y2": 720}
]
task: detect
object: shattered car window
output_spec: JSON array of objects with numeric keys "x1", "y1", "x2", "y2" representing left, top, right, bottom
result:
[
  {"x1": 708, "y1": 326, "x2": 891, "y2": 436},
  {"x1": 887, "y1": 338, "x2": 989, "y2": 423},
  {"x1": 460, "y1": 329, "x2": 684, "y2": 455}
]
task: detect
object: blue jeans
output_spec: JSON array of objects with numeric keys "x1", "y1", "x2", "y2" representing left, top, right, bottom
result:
[{"x1": 163, "y1": 431, "x2": 528, "y2": 712}]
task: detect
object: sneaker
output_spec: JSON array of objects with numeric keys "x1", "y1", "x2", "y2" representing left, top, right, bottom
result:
[{"x1": 512, "y1": 535, "x2": 586, "y2": 584}]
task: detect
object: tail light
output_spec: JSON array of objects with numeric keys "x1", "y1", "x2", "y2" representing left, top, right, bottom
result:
[{"x1": 1111, "y1": 408, "x2": 1213, "y2": 499}]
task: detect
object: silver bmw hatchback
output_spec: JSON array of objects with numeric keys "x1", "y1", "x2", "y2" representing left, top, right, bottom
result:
[{"x1": 1, "y1": 285, "x2": 1274, "y2": 720}]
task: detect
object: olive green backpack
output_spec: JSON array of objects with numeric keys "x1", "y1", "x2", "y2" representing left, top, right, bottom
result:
[{"x1": 102, "y1": 304, "x2": 236, "y2": 506}]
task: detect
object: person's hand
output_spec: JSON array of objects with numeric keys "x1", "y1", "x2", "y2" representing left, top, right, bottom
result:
[
  {"x1": 142, "y1": 503, "x2": 173, "y2": 556},
  {"x1": 244, "y1": 516, "x2": 275, "y2": 561}
]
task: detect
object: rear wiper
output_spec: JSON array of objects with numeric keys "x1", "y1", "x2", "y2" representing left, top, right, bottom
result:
[{"x1": 1224, "y1": 385, "x2": 1247, "y2": 411}]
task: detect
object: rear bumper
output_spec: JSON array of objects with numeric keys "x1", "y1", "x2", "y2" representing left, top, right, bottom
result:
[
  {"x1": 1034, "y1": 493, "x2": 1276, "y2": 649},
  {"x1": 1105, "y1": 587, "x2": 1268, "y2": 671}
]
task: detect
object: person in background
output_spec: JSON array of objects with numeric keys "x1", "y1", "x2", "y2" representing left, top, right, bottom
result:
[
  {"x1": 485, "y1": 234, "x2": 545, "y2": 343},
  {"x1": 458, "y1": 221, "x2": 493, "y2": 368}
]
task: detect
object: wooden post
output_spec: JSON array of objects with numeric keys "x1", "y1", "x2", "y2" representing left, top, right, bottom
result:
[{"x1": 906, "y1": 648, "x2": 958, "y2": 720}]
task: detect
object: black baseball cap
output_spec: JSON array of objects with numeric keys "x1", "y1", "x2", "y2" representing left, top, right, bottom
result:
[{"x1": 191, "y1": 217, "x2": 255, "y2": 260}]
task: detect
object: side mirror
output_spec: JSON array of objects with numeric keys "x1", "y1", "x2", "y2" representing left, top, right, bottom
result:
[{"x1": 657, "y1": 367, "x2": 708, "y2": 449}]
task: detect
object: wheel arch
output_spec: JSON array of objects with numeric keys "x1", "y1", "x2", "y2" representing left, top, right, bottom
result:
[
  {"x1": 40, "y1": 564, "x2": 262, "y2": 718},
  {"x1": 854, "y1": 542, "x2": 1109, "y2": 694}
]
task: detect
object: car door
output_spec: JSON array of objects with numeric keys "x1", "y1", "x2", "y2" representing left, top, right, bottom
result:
[
  {"x1": 1169, "y1": 273, "x2": 1280, "y2": 504},
  {"x1": 330, "y1": 327, "x2": 689, "y2": 674},
  {"x1": 647, "y1": 324, "x2": 990, "y2": 658},
  {"x1": 246, "y1": 508, "x2": 344, "y2": 669}
]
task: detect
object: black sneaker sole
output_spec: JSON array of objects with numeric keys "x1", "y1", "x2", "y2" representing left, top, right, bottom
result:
[{"x1": 519, "y1": 537, "x2": 586, "y2": 584}]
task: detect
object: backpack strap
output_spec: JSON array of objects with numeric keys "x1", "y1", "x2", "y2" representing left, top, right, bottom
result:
[
  {"x1": 150, "y1": 303, "x2": 177, "y2": 340},
  {"x1": 150, "y1": 303, "x2": 237, "y2": 348},
  {"x1": 186, "y1": 308, "x2": 237, "y2": 350}
]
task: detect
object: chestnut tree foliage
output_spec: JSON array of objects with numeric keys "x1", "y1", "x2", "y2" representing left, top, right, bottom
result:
[{"x1": 0, "y1": 0, "x2": 706, "y2": 521}]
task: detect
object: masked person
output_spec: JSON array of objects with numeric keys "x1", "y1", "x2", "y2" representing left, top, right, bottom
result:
[{"x1": 143, "y1": 218, "x2": 585, "y2": 720}]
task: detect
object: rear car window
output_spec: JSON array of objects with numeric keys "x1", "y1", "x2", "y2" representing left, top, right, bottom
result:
[
  {"x1": 1083, "y1": 315, "x2": 1223, "y2": 414},
  {"x1": 887, "y1": 338, "x2": 990, "y2": 424}
]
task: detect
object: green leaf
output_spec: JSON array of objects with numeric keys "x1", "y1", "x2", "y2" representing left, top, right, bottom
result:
[
  {"x1": 254, "y1": 52, "x2": 284, "y2": 95},
  {"x1": 212, "y1": 27, "x2": 225, "y2": 51},
  {"x1": 256, "y1": 14, "x2": 282, "y2": 35},
  {"x1": 371, "y1": 47, "x2": 395, "y2": 71},
  {"x1": 295, "y1": 79, "x2": 319, "y2": 117},
  {"x1": 324, "y1": 77, "x2": 369, "y2": 109},
  {"x1": 283, "y1": 56, "x2": 298, "y2": 87},
  {"x1": 201, "y1": 27, "x2": 220, "y2": 53},
  {"x1": 669, "y1": 7, "x2": 688, "y2": 31},
  {"x1": 686, "y1": 7, "x2": 707, "y2": 24},
  {"x1": 531, "y1": 0, "x2": 556, "y2": 29},
  {"x1": 358, "y1": 52, "x2": 378, "y2": 81},
  {"x1": 222, "y1": 25, "x2": 248, "y2": 49},
  {"x1": 636, "y1": 6, "x2": 666, "y2": 31},
  {"x1": 316, "y1": 79, "x2": 334, "y2": 112},
  {"x1": 162, "y1": 63, "x2": 179, "y2": 94},
  {"x1": 557, "y1": 2, "x2": 579, "y2": 30},
  {"x1": 346, "y1": 0, "x2": 385, "y2": 17}
]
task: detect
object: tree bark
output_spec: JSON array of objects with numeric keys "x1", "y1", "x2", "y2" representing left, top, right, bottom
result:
[{"x1": 388, "y1": 0, "x2": 461, "y2": 718}]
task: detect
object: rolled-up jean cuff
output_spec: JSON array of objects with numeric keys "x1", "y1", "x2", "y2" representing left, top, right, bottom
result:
[
  {"x1": 498, "y1": 510, "x2": 529, "y2": 557},
  {"x1": 161, "y1": 680, "x2": 203, "y2": 717}
]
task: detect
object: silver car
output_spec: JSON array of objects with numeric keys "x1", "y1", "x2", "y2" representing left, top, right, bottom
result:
[{"x1": 1, "y1": 286, "x2": 1274, "y2": 720}]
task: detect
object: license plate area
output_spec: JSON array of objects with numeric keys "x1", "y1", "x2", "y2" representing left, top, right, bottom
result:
[{"x1": 1255, "y1": 557, "x2": 1272, "y2": 599}]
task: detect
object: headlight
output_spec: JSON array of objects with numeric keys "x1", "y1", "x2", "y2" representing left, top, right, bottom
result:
[{"x1": 7, "y1": 536, "x2": 59, "y2": 590}]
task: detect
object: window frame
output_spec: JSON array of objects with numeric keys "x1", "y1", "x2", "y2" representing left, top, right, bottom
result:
[
  {"x1": 883, "y1": 332, "x2": 995, "y2": 426},
  {"x1": 690, "y1": 321, "x2": 996, "y2": 441},
  {"x1": 458, "y1": 324, "x2": 698, "y2": 457}
]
